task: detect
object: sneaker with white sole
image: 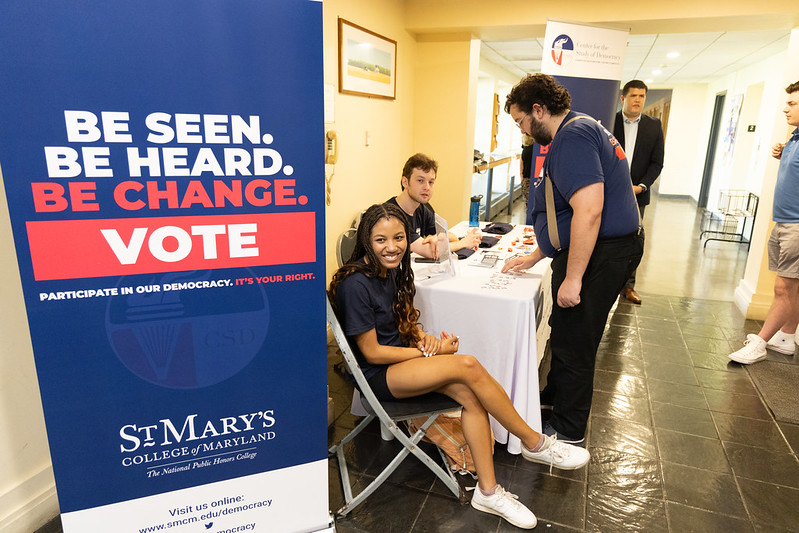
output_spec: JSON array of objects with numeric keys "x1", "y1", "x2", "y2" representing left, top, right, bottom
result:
[
  {"x1": 728, "y1": 333, "x2": 767, "y2": 364},
  {"x1": 521, "y1": 433, "x2": 590, "y2": 470},
  {"x1": 471, "y1": 484, "x2": 537, "y2": 529},
  {"x1": 767, "y1": 330, "x2": 796, "y2": 355},
  {"x1": 543, "y1": 419, "x2": 586, "y2": 448}
]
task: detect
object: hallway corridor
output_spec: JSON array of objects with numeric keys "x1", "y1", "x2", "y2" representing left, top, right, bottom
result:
[{"x1": 327, "y1": 196, "x2": 799, "y2": 532}]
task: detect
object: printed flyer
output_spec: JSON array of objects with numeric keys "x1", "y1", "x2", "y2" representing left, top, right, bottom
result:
[{"x1": 0, "y1": 1, "x2": 329, "y2": 531}]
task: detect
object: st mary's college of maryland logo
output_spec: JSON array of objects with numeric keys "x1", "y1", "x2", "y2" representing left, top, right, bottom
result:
[{"x1": 550, "y1": 34, "x2": 574, "y2": 67}]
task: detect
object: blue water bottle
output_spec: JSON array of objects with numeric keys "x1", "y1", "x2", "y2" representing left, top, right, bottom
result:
[{"x1": 469, "y1": 195, "x2": 482, "y2": 227}]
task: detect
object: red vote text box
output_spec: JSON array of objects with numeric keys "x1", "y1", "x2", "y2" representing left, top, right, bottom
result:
[{"x1": 26, "y1": 212, "x2": 315, "y2": 281}]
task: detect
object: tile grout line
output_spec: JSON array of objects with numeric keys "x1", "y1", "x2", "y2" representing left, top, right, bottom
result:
[{"x1": 641, "y1": 299, "x2": 673, "y2": 533}]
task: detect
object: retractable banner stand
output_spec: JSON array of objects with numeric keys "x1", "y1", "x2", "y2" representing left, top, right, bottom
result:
[
  {"x1": 0, "y1": 2, "x2": 330, "y2": 532},
  {"x1": 526, "y1": 20, "x2": 628, "y2": 223}
]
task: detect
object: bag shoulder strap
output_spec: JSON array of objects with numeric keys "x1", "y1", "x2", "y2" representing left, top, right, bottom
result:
[{"x1": 543, "y1": 115, "x2": 641, "y2": 252}]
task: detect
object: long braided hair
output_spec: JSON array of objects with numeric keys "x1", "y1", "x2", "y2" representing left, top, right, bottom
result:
[{"x1": 328, "y1": 202, "x2": 422, "y2": 346}]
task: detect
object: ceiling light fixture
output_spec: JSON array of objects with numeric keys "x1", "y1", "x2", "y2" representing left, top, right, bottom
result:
[{"x1": 667, "y1": 51, "x2": 680, "y2": 58}]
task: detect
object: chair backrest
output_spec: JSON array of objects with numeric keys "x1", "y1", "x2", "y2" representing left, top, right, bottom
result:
[
  {"x1": 350, "y1": 210, "x2": 365, "y2": 231},
  {"x1": 336, "y1": 209, "x2": 368, "y2": 268},
  {"x1": 336, "y1": 227, "x2": 358, "y2": 268}
]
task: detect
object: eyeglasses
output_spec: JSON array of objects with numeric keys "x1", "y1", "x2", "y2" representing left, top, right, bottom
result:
[{"x1": 514, "y1": 114, "x2": 529, "y2": 130}]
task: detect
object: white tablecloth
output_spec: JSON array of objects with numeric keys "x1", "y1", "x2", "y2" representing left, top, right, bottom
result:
[{"x1": 412, "y1": 222, "x2": 551, "y2": 454}]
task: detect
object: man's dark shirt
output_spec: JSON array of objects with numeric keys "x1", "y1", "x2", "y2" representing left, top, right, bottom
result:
[{"x1": 386, "y1": 196, "x2": 435, "y2": 243}]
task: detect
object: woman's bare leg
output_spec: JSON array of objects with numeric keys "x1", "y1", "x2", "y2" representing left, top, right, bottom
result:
[
  {"x1": 386, "y1": 354, "x2": 541, "y2": 451},
  {"x1": 436, "y1": 382, "x2": 497, "y2": 489}
]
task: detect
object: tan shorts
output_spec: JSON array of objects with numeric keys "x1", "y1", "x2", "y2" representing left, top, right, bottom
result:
[{"x1": 768, "y1": 223, "x2": 799, "y2": 278}]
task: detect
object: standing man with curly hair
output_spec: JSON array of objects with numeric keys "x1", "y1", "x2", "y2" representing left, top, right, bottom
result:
[{"x1": 502, "y1": 74, "x2": 643, "y2": 445}]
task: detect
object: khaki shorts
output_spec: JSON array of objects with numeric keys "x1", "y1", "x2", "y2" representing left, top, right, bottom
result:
[{"x1": 768, "y1": 223, "x2": 799, "y2": 278}]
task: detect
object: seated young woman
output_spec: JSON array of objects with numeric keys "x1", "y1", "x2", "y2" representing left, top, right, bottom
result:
[{"x1": 328, "y1": 202, "x2": 590, "y2": 530}]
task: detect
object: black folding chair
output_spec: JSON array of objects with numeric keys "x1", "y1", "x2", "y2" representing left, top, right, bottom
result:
[
  {"x1": 335, "y1": 227, "x2": 357, "y2": 268},
  {"x1": 326, "y1": 299, "x2": 467, "y2": 516}
]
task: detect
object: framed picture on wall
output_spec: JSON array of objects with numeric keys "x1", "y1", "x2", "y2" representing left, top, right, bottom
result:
[{"x1": 338, "y1": 18, "x2": 397, "y2": 100}]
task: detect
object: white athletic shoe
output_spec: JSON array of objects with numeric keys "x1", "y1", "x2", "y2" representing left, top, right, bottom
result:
[
  {"x1": 521, "y1": 433, "x2": 590, "y2": 470},
  {"x1": 728, "y1": 334, "x2": 767, "y2": 364},
  {"x1": 766, "y1": 330, "x2": 796, "y2": 355},
  {"x1": 471, "y1": 484, "x2": 537, "y2": 529}
]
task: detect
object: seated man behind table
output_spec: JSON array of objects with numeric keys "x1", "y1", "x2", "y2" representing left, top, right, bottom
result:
[{"x1": 387, "y1": 153, "x2": 481, "y2": 259}]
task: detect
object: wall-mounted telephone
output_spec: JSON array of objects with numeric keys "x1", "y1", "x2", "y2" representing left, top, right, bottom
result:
[{"x1": 325, "y1": 130, "x2": 338, "y2": 164}]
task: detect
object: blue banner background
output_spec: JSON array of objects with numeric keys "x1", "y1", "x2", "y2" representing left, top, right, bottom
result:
[{"x1": 0, "y1": 0, "x2": 326, "y2": 515}]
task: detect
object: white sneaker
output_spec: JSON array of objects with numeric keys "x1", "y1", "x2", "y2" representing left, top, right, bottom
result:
[
  {"x1": 728, "y1": 334, "x2": 767, "y2": 364},
  {"x1": 521, "y1": 434, "x2": 590, "y2": 470},
  {"x1": 471, "y1": 484, "x2": 537, "y2": 529},
  {"x1": 767, "y1": 330, "x2": 796, "y2": 355}
]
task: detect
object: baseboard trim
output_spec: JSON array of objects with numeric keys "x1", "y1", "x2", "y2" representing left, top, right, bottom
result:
[
  {"x1": 657, "y1": 194, "x2": 695, "y2": 202},
  {"x1": 734, "y1": 279, "x2": 753, "y2": 316},
  {"x1": 0, "y1": 465, "x2": 59, "y2": 533},
  {"x1": 745, "y1": 296, "x2": 773, "y2": 321},
  {"x1": 734, "y1": 278, "x2": 772, "y2": 320}
]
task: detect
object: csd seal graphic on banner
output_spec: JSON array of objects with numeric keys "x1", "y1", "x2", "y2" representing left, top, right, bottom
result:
[
  {"x1": 106, "y1": 269, "x2": 269, "y2": 389},
  {"x1": 550, "y1": 34, "x2": 574, "y2": 67}
]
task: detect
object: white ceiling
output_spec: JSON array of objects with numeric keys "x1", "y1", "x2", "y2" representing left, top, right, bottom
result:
[{"x1": 482, "y1": 29, "x2": 792, "y2": 85}]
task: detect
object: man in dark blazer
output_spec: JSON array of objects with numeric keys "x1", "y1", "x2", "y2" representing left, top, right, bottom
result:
[{"x1": 613, "y1": 80, "x2": 664, "y2": 304}]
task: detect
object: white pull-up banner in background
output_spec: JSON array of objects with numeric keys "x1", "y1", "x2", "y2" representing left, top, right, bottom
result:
[
  {"x1": 526, "y1": 19, "x2": 629, "y2": 223},
  {"x1": 541, "y1": 19, "x2": 628, "y2": 127},
  {"x1": 0, "y1": 1, "x2": 330, "y2": 531}
]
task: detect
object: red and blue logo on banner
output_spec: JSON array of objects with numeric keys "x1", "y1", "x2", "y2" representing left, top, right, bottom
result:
[{"x1": 550, "y1": 34, "x2": 574, "y2": 66}]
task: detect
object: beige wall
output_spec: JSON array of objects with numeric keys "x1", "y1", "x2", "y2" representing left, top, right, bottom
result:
[
  {"x1": 412, "y1": 35, "x2": 480, "y2": 225},
  {"x1": 729, "y1": 82, "x2": 765, "y2": 191},
  {"x1": 323, "y1": 0, "x2": 418, "y2": 279},
  {"x1": 736, "y1": 28, "x2": 799, "y2": 318},
  {"x1": 658, "y1": 83, "x2": 712, "y2": 197},
  {"x1": 0, "y1": 169, "x2": 58, "y2": 531},
  {"x1": 322, "y1": 2, "x2": 483, "y2": 276}
]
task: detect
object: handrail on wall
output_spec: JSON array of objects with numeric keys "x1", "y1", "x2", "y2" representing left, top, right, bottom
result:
[
  {"x1": 472, "y1": 155, "x2": 520, "y2": 221},
  {"x1": 472, "y1": 155, "x2": 515, "y2": 174}
]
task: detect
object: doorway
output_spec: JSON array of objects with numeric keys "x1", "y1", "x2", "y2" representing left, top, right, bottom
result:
[{"x1": 698, "y1": 92, "x2": 726, "y2": 208}]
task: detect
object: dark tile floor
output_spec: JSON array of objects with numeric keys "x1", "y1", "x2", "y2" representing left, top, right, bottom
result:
[
  {"x1": 327, "y1": 295, "x2": 799, "y2": 532},
  {"x1": 326, "y1": 196, "x2": 799, "y2": 532}
]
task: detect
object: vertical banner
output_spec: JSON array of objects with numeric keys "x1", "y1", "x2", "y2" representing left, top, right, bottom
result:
[
  {"x1": 526, "y1": 19, "x2": 628, "y2": 223},
  {"x1": 0, "y1": 1, "x2": 330, "y2": 532}
]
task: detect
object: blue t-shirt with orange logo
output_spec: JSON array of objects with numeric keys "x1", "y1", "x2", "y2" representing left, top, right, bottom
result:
[{"x1": 532, "y1": 112, "x2": 640, "y2": 257}]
